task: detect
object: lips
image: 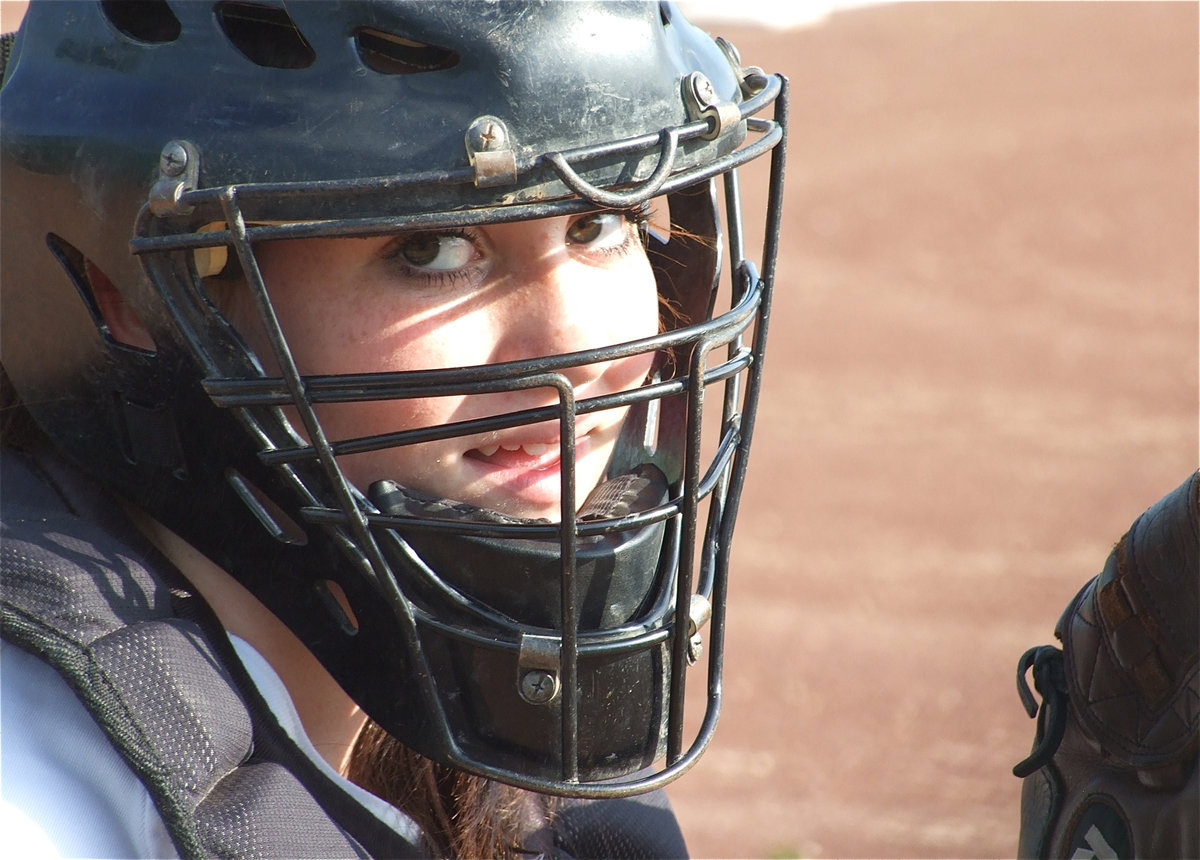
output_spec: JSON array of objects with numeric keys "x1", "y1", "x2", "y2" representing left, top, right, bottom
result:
[
  {"x1": 460, "y1": 426, "x2": 607, "y2": 516},
  {"x1": 443, "y1": 410, "x2": 626, "y2": 519},
  {"x1": 466, "y1": 440, "x2": 561, "y2": 470},
  {"x1": 460, "y1": 443, "x2": 564, "y2": 515}
]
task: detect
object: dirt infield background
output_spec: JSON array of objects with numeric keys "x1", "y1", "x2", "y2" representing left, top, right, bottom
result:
[
  {"x1": 2, "y1": 2, "x2": 1194, "y2": 858},
  {"x1": 667, "y1": 3, "x2": 1198, "y2": 857}
]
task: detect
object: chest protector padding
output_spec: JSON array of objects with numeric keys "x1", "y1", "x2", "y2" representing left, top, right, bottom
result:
[{"x1": 0, "y1": 449, "x2": 426, "y2": 859}]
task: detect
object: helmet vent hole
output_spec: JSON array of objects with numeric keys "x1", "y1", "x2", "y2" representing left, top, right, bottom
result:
[
  {"x1": 100, "y1": 0, "x2": 182, "y2": 44},
  {"x1": 354, "y1": 28, "x2": 459, "y2": 75},
  {"x1": 46, "y1": 233, "x2": 157, "y2": 353},
  {"x1": 318, "y1": 580, "x2": 360, "y2": 635},
  {"x1": 216, "y1": 2, "x2": 316, "y2": 70}
]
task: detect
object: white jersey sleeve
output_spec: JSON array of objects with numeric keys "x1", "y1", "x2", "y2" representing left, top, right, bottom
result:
[
  {"x1": 1, "y1": 635, "x2": 422, "y2": 857},
  {"x1": 1, "y1": 641, "x2": 178, "y2": 859}
]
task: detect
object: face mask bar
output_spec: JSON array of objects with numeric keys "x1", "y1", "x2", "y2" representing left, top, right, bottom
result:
[{"x1": 130, "y1": 74, "x2": 788, "y2": 797}]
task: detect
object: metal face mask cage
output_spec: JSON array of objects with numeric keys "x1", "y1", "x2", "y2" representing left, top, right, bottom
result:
[
  {"x1": 130, "y1": 82, "x2": 787, "y2": 801},
  {"x1": 4, "y1": 0, "x2": 787, "y2": 798}
]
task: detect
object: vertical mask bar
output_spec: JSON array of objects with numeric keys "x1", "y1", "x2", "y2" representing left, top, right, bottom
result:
[
  {"x1": 698, "y1": 442, "x2": 732, "y2": 598},
  {"x1": 667, "y1": 334, "x2": 712, "y2": 761},
  {"x1": 721, "y1": 168, "x2": 747, "y2": 440},
  {"x1": 704, "y1": 80, "x2": 790, "y2": 750},
  {"x1": 759, "y1": 79, "x2": 789, "y2": 305},
  {"x1": 555, "y1": 376, "x2": 581, "y2": 782},
  {"x1": 724, "y1": 166, "x2": 746, "y2": 271}
]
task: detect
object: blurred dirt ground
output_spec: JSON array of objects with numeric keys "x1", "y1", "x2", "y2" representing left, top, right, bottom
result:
[
  {"x1": 2, "y1": 1, "x2": 1195, "y2": 858},
  {"x1": 667, "y1": 3, "x2": 1197, "y2": 858}
]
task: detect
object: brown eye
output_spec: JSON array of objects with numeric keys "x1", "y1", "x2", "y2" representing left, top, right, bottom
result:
[
  {"x1": 391, "y1": 231, "x2": 477, "y2": 271},
  {"x1": 566, "y1": 211, "x2": 631, "y2": 252},
  {"x1": 400, "y1": 233, "x2": 440, "y2": 266},
  {"x1": 567, "y1": 213, "x2": 604, "y2": 244}
]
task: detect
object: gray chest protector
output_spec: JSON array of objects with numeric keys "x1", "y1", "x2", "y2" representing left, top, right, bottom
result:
[{"x1": 1, "y1": 449, "x2": 429, "y2": 858}]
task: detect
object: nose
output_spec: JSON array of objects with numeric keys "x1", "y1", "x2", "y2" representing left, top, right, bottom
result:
[{"x1": 488, "y1": 228, "x2": 658, "y2": 394}]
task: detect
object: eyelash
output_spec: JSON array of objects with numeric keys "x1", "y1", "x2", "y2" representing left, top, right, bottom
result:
[
  {"x1": 575, "y1": 209, "x2": 648, "y2": 258},
  {"x1": 381, "y1": 227, "x2": 482, "y2": 287}
]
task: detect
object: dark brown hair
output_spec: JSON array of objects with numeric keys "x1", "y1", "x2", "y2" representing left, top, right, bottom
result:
[{"x1": 346, "y1": 721, "x2": 556, "y2": 858}]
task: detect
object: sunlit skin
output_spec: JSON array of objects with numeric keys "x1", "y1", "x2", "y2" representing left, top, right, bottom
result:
[{"x1": 235, "y1": 212, "x2": 660, "y2": 521}]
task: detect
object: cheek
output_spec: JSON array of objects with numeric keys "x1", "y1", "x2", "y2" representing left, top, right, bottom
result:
[
  {"x1": 321, "y1": 398, "x2": 449, "y2": 488},
  {"x1": 626, "y1": 255, "x2": 661, "y2": 336},
  {"x1": 307, "y1": 312, "x2": 489, "y2": 452},
  {"x1": 318, "y1": 389, "x2": 476, "y2": 494},
  {"x1": 564, "y1": 250, "x2": 660, "y2": 345},
  {"x1": 610, "y1": 259, "x2": 661, "y2": 378}
]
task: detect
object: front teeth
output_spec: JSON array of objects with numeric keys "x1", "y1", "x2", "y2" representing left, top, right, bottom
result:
[{"x1": 475, "y1": 441, "x2": 551, "y2": 458}]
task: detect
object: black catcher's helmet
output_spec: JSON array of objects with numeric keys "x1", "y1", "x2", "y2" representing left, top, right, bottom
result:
[{"x1": 1, "y1": 0, "x2": 787, "y2": 796}]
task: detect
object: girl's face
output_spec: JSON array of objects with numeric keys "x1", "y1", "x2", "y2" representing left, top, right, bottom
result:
[{"x1": 242, "y1": 211, "x2": 660, "y2": 521}]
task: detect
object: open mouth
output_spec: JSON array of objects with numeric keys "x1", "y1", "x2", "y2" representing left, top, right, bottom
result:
[
  {"x1": 448, "y1": 411, "x2": 624, "y2": 518},
  {"x1": 460, "y1": 429, "x2": 599, "y2": 516},
  {"x1": 461, "y1": 444, "x2": 566, "y2": 515}
]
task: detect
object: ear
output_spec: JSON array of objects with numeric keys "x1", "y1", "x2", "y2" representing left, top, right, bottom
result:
[{"x1": 86, "y1": 260, "x2": 157, "y2": 352}]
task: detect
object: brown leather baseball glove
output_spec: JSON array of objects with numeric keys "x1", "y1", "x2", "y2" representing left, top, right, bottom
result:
[{"x1": 1013, "y1": 472, "x2": 1198, "y2": 859}]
